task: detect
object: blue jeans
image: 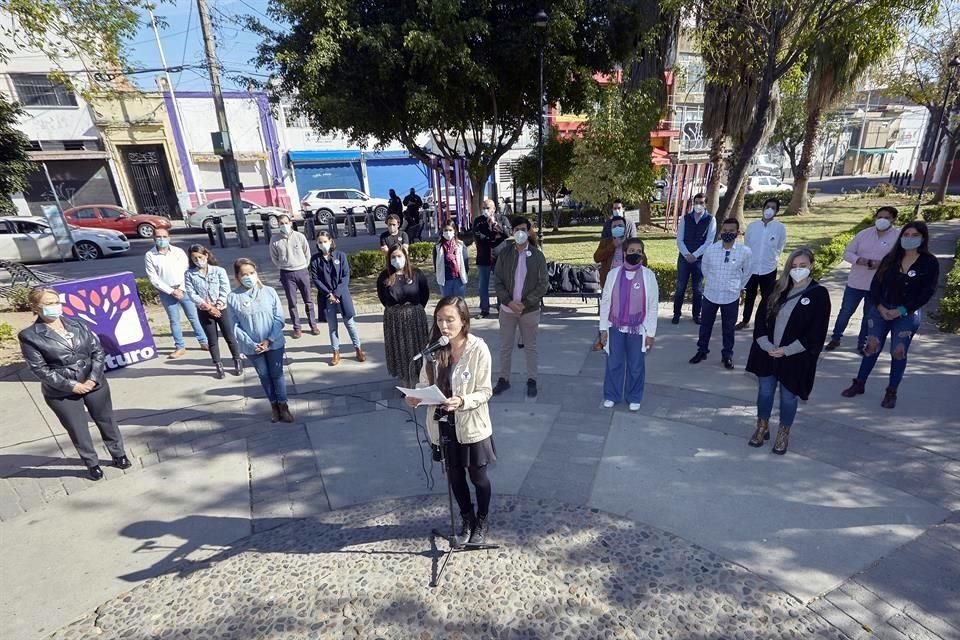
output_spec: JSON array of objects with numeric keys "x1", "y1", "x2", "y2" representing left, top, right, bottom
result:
[
  {"x1": 326, "y1": 307, "x2": 361, "y2": 351},
  {"x1": 673, "y1": 255, "x2": 704, "y2": 319},
  {"x1": 247, "y1": 347, "x2": 287, "y2": 403},
  {"x1": 442, "y1": 279, "x2": 466, "y2": 298},
  {"x1": 697, "y1": 298, "x2": 738, "y2": 360},
  {"x1": 477, "y1": 265, "x2": 492, "y2": 313},
  {"x1": 159, "y1": 290, "x2": 207, "y2": 350},
  {"x1": 830, "y1": 286, "x2": 871, "y2": 347},
  {"x1": 603, "y1": 330, "x2": 646, "y2": 404},
  {"x1": 857, "y1": 306, "x2": 921, "y2": 390},
  {"x1": 756, "y1": 375, "x2": 799, "y2": 426}
]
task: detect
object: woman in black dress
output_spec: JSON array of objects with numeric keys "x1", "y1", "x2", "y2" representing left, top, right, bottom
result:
[
  {"x1": 377, "y1": 245, "x2": 430, "y2": 385},
  {"x1": 745, "y1": 247, "x2": 830, "y2": 454}
]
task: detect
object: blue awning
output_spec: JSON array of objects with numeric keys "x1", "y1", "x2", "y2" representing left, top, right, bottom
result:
[{"x1": 288, "y1": 150, "x2": 361, "y2": 162}]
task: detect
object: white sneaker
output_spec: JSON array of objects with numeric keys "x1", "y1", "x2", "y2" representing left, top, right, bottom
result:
[
  {"x1": 602, "y1": 400, "x2": 615, "y2": 408},
  {"x1": 629, "y1": 403, "x2": 641, "y2": 411}
]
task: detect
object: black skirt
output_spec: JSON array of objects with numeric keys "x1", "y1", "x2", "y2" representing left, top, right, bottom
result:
[{"x1": 439, "y1": 417, "x2": 497, "y2": 468}]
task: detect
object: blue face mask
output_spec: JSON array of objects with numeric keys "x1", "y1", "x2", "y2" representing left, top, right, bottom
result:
[
  {"x1": 155, "y1": 238, "x2": 170, "y2": 249},
  {"x1": 900, "y1": 236, "x2": 922, "y2": 250},
  {"x1": 240, "y1": 274, "x2": 257, "y2": 288},
  {"x1": 41, "y1": 303, "x2": 63, "y2": 319},
  {"x1": 611, "y1": 226, "x2": 625, "y2": 239}
]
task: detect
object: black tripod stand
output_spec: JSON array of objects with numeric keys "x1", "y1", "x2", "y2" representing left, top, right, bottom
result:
[{"x1": 417, "y1": 355, "x2": 500, "y2": 588}]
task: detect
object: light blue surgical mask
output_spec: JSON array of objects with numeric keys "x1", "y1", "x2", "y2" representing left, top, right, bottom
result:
[
  {"x1": 41, "y1": 303, "x2": 63, "y2": 319},
  {"x1": 280, "y1": 223, "x2": 292, "y2": 235},
  {"x1": 240, "y1": 274, "x2": 257, "y2": 288},
  {"x1": 154, "y1": 238, "x2": 170, "y2": 249},
  {"x1": 611, "y1": 226, "x2": 625, "y2": 239},
  {"x1": 391, "y1": 257, "x2": 406, "y2": 270},
  {"x1": 900, "y1": 236, "x2": 922, "y2": 250}
]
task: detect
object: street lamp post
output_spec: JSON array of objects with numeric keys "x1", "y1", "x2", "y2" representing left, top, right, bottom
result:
[
  {"x1": 534, "y1": 9, "x2": 548, "y2": 242},
  {"x1": 914, "y1": 55, "x2": 960, "y2": 218}
]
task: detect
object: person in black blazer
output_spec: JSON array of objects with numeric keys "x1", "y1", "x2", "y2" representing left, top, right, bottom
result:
[
  {"x1": 746, "y1": 248, "x2": 830, "y2": 454},
  {"x1": 309, "y1": 230, "x2": 366, "y2": 366},
  {"x1": 18, "y1": 288, "x2": 132, "y2": 480}
]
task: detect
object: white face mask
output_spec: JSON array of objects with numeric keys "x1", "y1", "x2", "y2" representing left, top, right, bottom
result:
[
  {"x1": 762, "y1": 207, "x2": 776, "y2": 220},
  {"x1": 693, "y1": 204, "x2": 705, "y2": 214},
  {"x1": 318, "y1": 242, "x2": 331, "y2": 253},
  {"x1": 442, "y1": 230, "x2": 455, "y2": 241},
  {"x1": 790, "y1": 267, "x2": 811, "y2": 283},
  {"x1": 514, "y1": 230, "x2": 528, "y2": 245},
  {"x1": 391, "y1": 256, "x2": 406, "y2": 270},
  {"x1": 875, "y1": 218, "x2": 892, "y2": 231},
  {"x1": 280, "y1": 223, "x2": 292, "y2": 234}
]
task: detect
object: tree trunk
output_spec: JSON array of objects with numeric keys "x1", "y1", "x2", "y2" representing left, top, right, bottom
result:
[
  {"x1": 719, "y1": 73, "x2": 777, "y2": 221},
  {"x1": 732, "y1": 175, "x2": 747, "y2": 231},
  {"x1": 706, "y1": 135, "x2": 725, "y2": 214},
  {"x1": 787, "y1": 107, "x2": 823, "y2": 215},
  {"x1": 932, "y1": 131, "x2": 958, "y2": 204},
  {"x1": 783, "y1": 144, "x2": 799, "y2": 181}
]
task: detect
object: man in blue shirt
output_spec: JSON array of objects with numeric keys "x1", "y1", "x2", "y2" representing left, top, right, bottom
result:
[{"x1": 672, "y1": 193, "x2": 717, "y2": 325}]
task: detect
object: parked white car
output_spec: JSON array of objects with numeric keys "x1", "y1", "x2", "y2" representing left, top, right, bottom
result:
[
  {"x1": 184, "y1": 199, "x2": 295, "y2": 232},
  {"x1": 0, "y1": 216, "x2": 130, "y2": 263},
  {"x1": 746, "y1": 176, "x2": 792, "y2": 193},
  {"x1": 299, "y1": 189, "x2": 390, "y2": 224}
]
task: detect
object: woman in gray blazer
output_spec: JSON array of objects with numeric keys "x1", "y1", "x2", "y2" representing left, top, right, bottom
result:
[{"x1": 18, "y1": 288, "x2": 131, "y2": 481}]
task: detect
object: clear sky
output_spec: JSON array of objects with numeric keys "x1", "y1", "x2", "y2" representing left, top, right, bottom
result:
[{"x1": 123, "y1": 0, "x2": 277, "y2": 92}]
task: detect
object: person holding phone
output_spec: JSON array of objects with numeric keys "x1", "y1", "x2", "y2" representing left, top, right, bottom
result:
[{"x1": 406, "y1": 296, "x2": 495, "y2": 546}]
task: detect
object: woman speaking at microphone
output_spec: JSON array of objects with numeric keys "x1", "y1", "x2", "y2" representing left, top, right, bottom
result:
[{"x1": 406, "y1": 296, "x2": 496, "y2": 545}]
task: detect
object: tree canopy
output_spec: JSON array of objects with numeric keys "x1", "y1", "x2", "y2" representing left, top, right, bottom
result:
[
  {"x1": 511, "y1": 125, "x2": 575, "y2": 230},
  {"x1": 0, "y1": 99, "x2": 36, "y2": 214}
]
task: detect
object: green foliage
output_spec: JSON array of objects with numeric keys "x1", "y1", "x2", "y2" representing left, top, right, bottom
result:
[
  {"x1": 254, "y1": 0, "x2": 626, "y2": 200},
  {"x1": 135, "y1": 278, "x2": 160, "y2": 306},
  {"x1": 769, "y1": 77, "x2": 807, "y2": 175},
  {"x1": 347, "y1": 251, "x2": 385, "y2": 278},
  {"x1": 920, "y1": 204, "x2": 960, "y2": 222},
  {"x1": 936, "y1": 239, "x2": 960, "y2": 332},
  {"x1": 810, "y1": 215, "x2": 875, "y2": 279},
  {"x1": 407, "y1": 242, "x2": 433, "y2": 265},
  {"x1": 0, "y1": 322, "x2": 13, "y2": 344},
  {"x1": 744, "y1": 190, "x2": 796, "y2": 210},
  {"x1": 568, "y1": 80, "x2": 664, "y2": 208},
  {"x1": 5, "y1": 286, "x2": 32, "y2": 312},
  {"x1": 0, "y1": 98, "x2": 36, "y2": 214},
  {"x1": 512, "y1": 127, "x2": 576, "y2": 229},
  {"x1": 648, "y1": 262, "x2": 679, "y2": 302},
  {"x1": 870, "y1": 183, "x2": 897, "y2": 198}
]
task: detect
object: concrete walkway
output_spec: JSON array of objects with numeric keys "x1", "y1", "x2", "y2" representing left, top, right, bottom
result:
[{"x1": 1, "y1": 221, "x2": 957, "y2": 640}]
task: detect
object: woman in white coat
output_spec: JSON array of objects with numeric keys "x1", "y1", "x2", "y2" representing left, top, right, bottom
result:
[
  {"x1": 598, "y1": 238, "x2": 659, "y2": 411},
  {"x1": 433, "y1": 221, "x2": 469, "y2": 297}
]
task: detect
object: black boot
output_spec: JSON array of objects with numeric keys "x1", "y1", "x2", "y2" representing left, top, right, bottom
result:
[
  {"x1": 214, "y1": 362, "x2": 225, "y2": 379},
  {"x1": 456, "y1": 511, "x2": 476, "y2": 547},
  {"x1": 232, "y1": 358, "x2": 243, "y2": 376},
  {"x1": 469, "y1": 515, "x2": 488, "y2": 545}
]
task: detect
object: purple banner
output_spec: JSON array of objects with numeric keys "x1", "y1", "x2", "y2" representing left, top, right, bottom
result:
[{"x1": 51, "y1": 272, "x2": 158, "y2": 371}]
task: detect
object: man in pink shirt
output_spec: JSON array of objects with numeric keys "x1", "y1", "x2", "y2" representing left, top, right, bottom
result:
[
  {"x1": 825, "y1": 206, "x2": 899, "y2": 353},
  {"x1": 492, "y1": 217, "x2": 549, "y2": 398}
]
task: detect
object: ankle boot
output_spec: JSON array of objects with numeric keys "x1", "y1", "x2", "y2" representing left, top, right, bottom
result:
[
  {"x1": 214, "y1": 362, "x2": 225, "y2": 379},
  {"x1": 772, "y1": 425, "x2": 791, "y2": 455},
  {"x1": 841, "y1": 378, "x2": 865, "y2": 397},
  {"x1": 330, "y1": 351, "x2": 341, "y2": 366},
  {"x1": 456, "y1": 511, "x2": 476, "y2": 547},
  {"x1": 881, "y1": 387, "x2": 897, "y2": 409},
  {"x1": 232, "y1": 358, "x2": 243, "y2": 376},
  {"x1": 355, "y1": 346, "x2": 366, "y2": 362},
  {"x1": 748, "y1": 418, "x2": 770, "y2": 447},
  {"x1": 270, "y1": 402, "x2": 280, "y2": 423},
  {"x1": 469, "y1": 515, "x2": 488, "y2": 545},
  {"x1": 277, "y1": 402, "x2": 294, "y2": 423}
]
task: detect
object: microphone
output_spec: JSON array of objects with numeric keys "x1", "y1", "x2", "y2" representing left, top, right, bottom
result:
[{"x1": 413, "y1": 335, "x2": 450, "y2": 361}]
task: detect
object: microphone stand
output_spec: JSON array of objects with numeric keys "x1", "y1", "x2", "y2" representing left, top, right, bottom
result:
[{"x1": 422, "y1": 353, "x2": 499, "y2": 588}]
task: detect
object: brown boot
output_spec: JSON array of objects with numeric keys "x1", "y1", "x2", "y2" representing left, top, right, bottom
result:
[
  {"x1": 748, "y1": 418, "x2": 770, "y2": 447},
  {"x1": 841, "y1": 378, "x2": 865, "y2": 397},
  {"x1": 355, "y1": 347, "x2": 367, "y2": 362},
  {"x1": 881, "y1": 387, "x2": 897, "y2": 409},
  {"x1": 270, "y1": 402, "x2": 280, "y2": 423},
  {"x1": 277, "y1": 402, "x2": 294, "y2": 423},
  {"x1": 772, "y1": 425, "x2": 791, "y2": 455},
  {"x1": 735, "y1": 320, "x2": 750, "y2": 330},
  {"x1": 330, "y1": 351, "x2": 341, "y2": 367}
]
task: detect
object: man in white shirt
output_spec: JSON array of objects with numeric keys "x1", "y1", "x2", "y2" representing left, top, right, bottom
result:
[
  {"x1": 144, "y1": 228, "x2": 208, "y2": 358},
  {"x1": 690, "y1": 218, "x2": 753, "y2": 369},
  {"x1": 738, "y1": 197, "x2": 787, "y2": 330},
  {"x1": 270, "y1": 214, "x2": 317, "y2": 338}
]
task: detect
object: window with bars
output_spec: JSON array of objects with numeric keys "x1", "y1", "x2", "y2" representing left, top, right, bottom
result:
[{"x1": 11, "y1": 74, "x2": 78, "y2": 107}]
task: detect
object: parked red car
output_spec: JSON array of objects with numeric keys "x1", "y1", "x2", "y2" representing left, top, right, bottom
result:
[{"x1": 63, "y1": 205, "x2": 172, "y2": 239}]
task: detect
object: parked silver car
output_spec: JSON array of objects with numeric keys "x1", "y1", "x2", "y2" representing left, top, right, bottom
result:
[
  {"x1": 184, "y1": 199, "x2": 297, "y2": 232},
  {"x1": 0, "y1": 216, "x2": 130, "y2": 263}
]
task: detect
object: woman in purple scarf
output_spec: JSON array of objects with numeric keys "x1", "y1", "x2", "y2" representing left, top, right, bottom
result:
[{"x1": 598, "y1": 238, "x2": 660, "y2": 410}]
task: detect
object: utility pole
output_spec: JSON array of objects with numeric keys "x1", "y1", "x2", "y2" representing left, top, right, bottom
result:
[{"x1": 196, "y1": 0, "x2": 250, "y2": 247}]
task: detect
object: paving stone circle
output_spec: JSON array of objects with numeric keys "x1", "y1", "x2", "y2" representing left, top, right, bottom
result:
[{"x1": 49, "y1": 495, "x2": 845, "y2": 640}]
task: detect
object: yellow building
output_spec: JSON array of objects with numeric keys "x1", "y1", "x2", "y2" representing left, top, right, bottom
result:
[{"x1": 89, "y1": 91, "x2": 189, "y2": 218}]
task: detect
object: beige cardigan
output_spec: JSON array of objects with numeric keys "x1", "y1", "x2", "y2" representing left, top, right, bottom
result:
[{"x1": 418, "y1": 333, "x2": 494, "y2": 445}]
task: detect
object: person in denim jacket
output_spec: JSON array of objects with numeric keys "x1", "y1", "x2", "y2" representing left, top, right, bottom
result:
[{"x1": 184, "y1": 245, "x2": 241, "y2": 378}]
